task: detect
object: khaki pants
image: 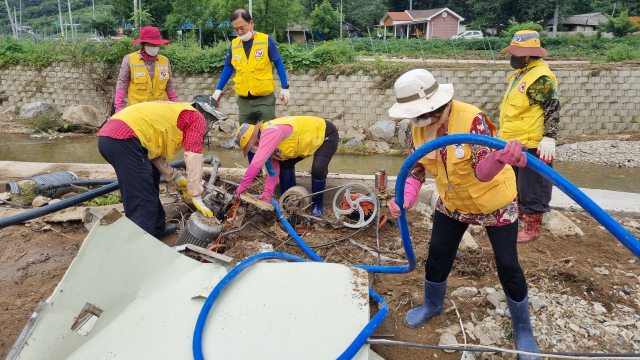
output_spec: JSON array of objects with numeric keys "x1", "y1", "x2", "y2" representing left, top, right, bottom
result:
[{"x1": 236, "y1": 92, "x2": 276, "y2": 125}]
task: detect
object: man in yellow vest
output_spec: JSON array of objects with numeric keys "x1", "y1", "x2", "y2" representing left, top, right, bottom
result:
[
  {"x1": 232, "y1": 116, "x2": 339, "y2": 217},
  {"x1": 499, "y1": 30, "x2": 560, "y2": 243},
  {"x1": 212, "y1": 9, "x2": 291, "y2": 179},
  {"x1": 114, "y1": 27, "x2": 177, "y2": 113},
  {"x1": 97, "y1": 99, "x2": 221, "y2": 240},
  {"x1": 387, "y1": 69, "x2": 541, "y2": 360}
]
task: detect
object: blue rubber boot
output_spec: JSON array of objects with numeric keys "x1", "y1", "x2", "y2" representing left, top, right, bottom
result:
[
  {"x1": 310, "y1": 177, "x2": 326, "y2": 217},
  {"x1": 506, "y1": 293, "x2": 542, "y2": 360},
  {"x1": 247, "y1": 151, "x2": 263, "y2": 177},
  {"x1": 279, "y1": 168, "x2": 296, "y2": 195},
  {"x1": 404, "y1": 278, "x2": 447, "y2": 328}
]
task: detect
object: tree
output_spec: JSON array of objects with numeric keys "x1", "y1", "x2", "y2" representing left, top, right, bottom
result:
[
  {"x1": 111, "y1": 0, "x2": 172, "y2": 28},
  {"x1": 209, "y1": 0, "x2": 304, "y2": 41},
  {"x1": 310, "y1": 0, "x2": 339, "y2": 39},
  {"x1": 602, "y1": 10, "x2": 639, "y2": 37},
  {"x1": 89, "y1": 15, "x2": 117, "y2": 36},
  {"x1": 342, "y1": 0, "x2": 387, "y2": 31}
]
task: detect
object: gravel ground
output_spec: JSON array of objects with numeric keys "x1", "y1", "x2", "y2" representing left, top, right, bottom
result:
[{"x1": 556, "y1": 140, "x2": 640, "y2": 168}]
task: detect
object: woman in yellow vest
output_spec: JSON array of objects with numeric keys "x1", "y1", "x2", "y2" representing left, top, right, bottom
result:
[
  {"x1": 114, "y1": 27, "x2": 177, "y2": 113},
  {"x1": 97, "y1": 100, "x2": 218, "y2": 240},
  {"x1": 499, "y1": 30, "x2": 559, "y2": 243},
  {"x1": 388, "y1": 69, "x2": 540, "y2": 360},
  {"x1": 233, "y1": 116, "x2": 339, "y2": 217},
  {"x1": 212, "y1": 9, "x2": 291, "y2": 176}
]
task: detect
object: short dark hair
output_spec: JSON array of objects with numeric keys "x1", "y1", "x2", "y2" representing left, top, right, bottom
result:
[{"x1": 230, "y1": 9, "x2": 252, "y2": 23}]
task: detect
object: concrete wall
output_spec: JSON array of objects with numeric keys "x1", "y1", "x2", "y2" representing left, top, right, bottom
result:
[{"x1": 1, "y1": 64, "x2": 639, "y2": 136}]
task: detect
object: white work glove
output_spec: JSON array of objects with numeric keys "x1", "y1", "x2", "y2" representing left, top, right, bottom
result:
[
  {"x1": 212, "y1": 89, "x2": 222, "y2": 102},
  {"x1": 192, "y1": 196, "x2": 213, "y2": 217},
  {"x1": 537, "y1": 137, "x2": 556, "y2": 164},
  {"x1": 174, "y1": 174, "x2": 191, "y2": 200},
  {"x1": 279, "y1": 88, "x2": 290, "y2": 106}
]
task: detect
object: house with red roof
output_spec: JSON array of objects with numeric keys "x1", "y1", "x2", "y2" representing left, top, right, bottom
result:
[{"x1": 378, "y1": 7, "x2": 464, "y2": 39}]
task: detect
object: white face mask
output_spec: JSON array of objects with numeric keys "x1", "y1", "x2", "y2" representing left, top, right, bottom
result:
[
  {"x1": 409, "y1": 117, "x2": 433, "y2": 127},
  {"x1": 145, "y1": 45, "x2": 160, "y2": 56},
  {"x1": 239, "y1": 29, "x2": 254, "y2": 42},
  {"x1": 250, "y1": 145, "x2": 258, "y2": 153}
]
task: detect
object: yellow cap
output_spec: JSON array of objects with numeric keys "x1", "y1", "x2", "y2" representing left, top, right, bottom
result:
[{"x1": 501, "y1": 30, "x2": 548, "y2": 57}]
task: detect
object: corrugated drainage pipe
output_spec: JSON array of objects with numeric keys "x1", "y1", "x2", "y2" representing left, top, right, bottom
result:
[
  {"x1": 6, "y1": 171, "x2": 78, "y2": 198},
  {"x1": 0, "y1": 160, "x2": 186, "y2": 229}
]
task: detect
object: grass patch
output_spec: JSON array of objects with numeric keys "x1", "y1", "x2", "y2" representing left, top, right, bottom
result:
[
  {"x1": 85, "y1": 193, "x2": 121, "y2": 206},
  {"x1": 30, "y1": 111, "x2": 66, "y2": 133}
]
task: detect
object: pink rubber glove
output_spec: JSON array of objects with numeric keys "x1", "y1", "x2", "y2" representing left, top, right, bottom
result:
[
  {"x1": 114, "y1": 88, "x2": 126, "y2": 113},
  {"x1": 167, "y1": 90, "x2": 178, "y2": 102},
  {"x1": 476, "y1": 140, "x2": 528, "y2": 182},
  {"x1": 254, "y1": 163, "x2": 280, "y2": 203},
  {"x1": 388, "y1": 177, "x2": 421, "y2": 218},
  {"x1": 236, "y1": 164, "x2": 261, "y2": 195}
]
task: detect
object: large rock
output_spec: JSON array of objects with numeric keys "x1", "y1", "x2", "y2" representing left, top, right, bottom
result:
[
  {"x1": 344, "y1": 137, "x2": 363, "y2": 148},
  {"x1": 20, "y1": 102, "x2": 59, "y2": 118},
  {"x1": 344, "y1": 126, "x2": 365, "y2": 141},
  {"x1": 543, "y1": 210, "x2": 584, "y2": 236},
  {"x1": 487, "y1": 291, "x2": 506, "y2": 309},
  {"x1": 218, "y1": 119, "x2": 238, "y2": 134},
  {"x1": 397, "y1": 119, "x2": 412, "y2": 146},
  {"x1": 459, "y1": 231, "x2": 478, "y2": 250},
  {"x1": 372, "y1": 141, "x2": 390, "y2": 151},
  {"x1": 62, "y1": 105, "x2": 104, "y2": 128},
  {"x1": 369, "y1": 121, "x2": 396, "y2": 140}
]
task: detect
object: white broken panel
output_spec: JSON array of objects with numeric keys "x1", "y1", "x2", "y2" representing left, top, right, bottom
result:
[{"x1": 13, "y1": 208, "x2": 374, "y2": 360}]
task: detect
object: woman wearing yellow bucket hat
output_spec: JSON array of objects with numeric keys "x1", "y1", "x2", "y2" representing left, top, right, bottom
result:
[
  {"x1": 499, "y1": 30, "x2": 560, "y2": 243},
  {"x1": 233, "y1": 116, "x2": 339, "y2": 217}
]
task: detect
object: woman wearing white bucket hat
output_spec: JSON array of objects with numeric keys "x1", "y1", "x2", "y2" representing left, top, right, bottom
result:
[{"x1": 388, "y1": 69, "x2": 540, "y2": 360}]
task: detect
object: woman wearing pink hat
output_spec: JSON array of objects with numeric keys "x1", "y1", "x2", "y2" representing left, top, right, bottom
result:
[{"x1": 114, "y1": 27, "x2": 177, "y2": 113}]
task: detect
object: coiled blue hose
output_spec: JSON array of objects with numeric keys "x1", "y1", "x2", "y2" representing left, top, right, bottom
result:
[{"x1": 193, "y1": 134, "x2": 640, "y2": 360}]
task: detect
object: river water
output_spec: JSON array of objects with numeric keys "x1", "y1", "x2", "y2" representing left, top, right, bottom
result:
[{"x1": 1, "y1": 134, "x2": 639, "y2": 194}]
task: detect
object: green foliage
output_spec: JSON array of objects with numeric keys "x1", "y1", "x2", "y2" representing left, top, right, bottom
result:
[
  {"x1": 278, "y1": 41, "x2": 354, "y2": 71},
  {"x1": 605, "y1": 44, "x2": 640, "y2": 62},
  {"x1": 310, "y1": 0, "x2": 340, "y2": 40},
  {"x1": 86, "y1": 193, "x2": 121, "y2": 206},
  {"x1": 89, "y1": 16, "x2": 118, "y2": 37},
  {"x1": 602, "y1": 11, "x2": 640, "y2": 38},
  {"x1": 128, "y1": 10, "x2": 156, "y2": 28},
  {"x1": 30, "y1": 111, "x2": 64, "y2": 133},
  {"x1": 500, "y1": 22, "x2": 545, "y2": 39}
]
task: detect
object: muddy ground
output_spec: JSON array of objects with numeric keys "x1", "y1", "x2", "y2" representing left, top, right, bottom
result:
[{"x1": 1, "y1": 186, "x2": 640, "y2": 360}]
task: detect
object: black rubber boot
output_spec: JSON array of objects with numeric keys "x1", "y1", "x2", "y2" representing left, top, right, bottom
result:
[
  {"x1": 157, "y1": 223, "x2": 177, "y2": 240},
  {"x1": 506, "y1": 293, "x2": 542, "y2": 360},
  {"x1": 404, "y1": 277, "x2": 447, "y2": 328},
  {"x1": 311, "y1": 177, "x2": 326, "y2": 217}
]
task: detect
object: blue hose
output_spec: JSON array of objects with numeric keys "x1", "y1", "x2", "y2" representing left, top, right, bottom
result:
[{"x1": 193, "y1": 134, "x2": 640, "y2": 359}]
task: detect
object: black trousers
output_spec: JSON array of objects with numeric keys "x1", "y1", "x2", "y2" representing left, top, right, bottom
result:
[
  {"x1": 280, "y1": 120, "x2": 339, "y2": 180},
  {"x1": 98, "y1": 136, "x2": 166, "y2": 239},
  {"x1": 512, "y1": 148, "x2": 553, "y2": 213},
  {"x1": 425, "y1": 210, "x2": 528, "y2": 302}
]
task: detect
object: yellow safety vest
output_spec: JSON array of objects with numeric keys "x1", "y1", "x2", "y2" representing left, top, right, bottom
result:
[
  {"x1": 127, "y1": 52, "x2": 170, "y2": 106},
  {"x1": 413, "y1": 100, "x2": 517, "y2": 214},
  {"x1": 498, "y1": 60, "x2": 558, "y2": 148},
  {"x1": 114, "y1": 101, "x2": 196, "y2": 160},
  {"x1": 231, "y1": 32, "x2": 275, "y2": 97},
  {"x1": 259, "y1": 116, "x2": 326, "y2": 161}
]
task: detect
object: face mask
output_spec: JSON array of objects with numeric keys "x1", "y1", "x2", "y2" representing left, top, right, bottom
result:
[
  {"x1": 409, "y1": 116, "x2": 433, "y2": 127},
  {"x1": 250, "y1": 145, "x2": 258, "y2": 153},
  {"x1": 510, "y1": 56, "x2": 528, "y2": 70},
  {"x1": 145, "y1": 45, "x2": 160, "y2": 56},
  {"x1": 239, "y1": 29, "x2": 254, "y2": 42}
]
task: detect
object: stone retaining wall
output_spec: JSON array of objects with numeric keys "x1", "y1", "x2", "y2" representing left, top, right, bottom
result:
[{"x1": 1, "y1": 63, "x2": 639, "y2": 136}]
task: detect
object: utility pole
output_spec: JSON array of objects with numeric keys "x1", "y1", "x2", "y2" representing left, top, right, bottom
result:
[
  {"x1": 340, "y1": 0, "x2": 343, "y2": 39},
  {"x1": 409, "y1": 0, "x2": 412, "y2": 11},
  {"x1": 133, "y1": 0, "x2": 138, "y2": 28},
  {"x1": 19, "y1": 0, "x2": 21, "y2": 41},
  {"x1": 92, "y1": 0, "x2": 95, "y2": 19},
  {"x1": 138, "y1": 0, "x2": 142, "y2": 26},
  {"x1": 4, "y1": 0, "x2": 16, "y2": 39},
  {"x1": 249, "y1": 0, "x2": 252, "y2": 17},
  {"x1": 612, "y1": 1, "x2": 618, "y2": 17},
  {"x1": 57, "y1": 0, "x2": 64, "y2": 39},
  {"x1": 552, "y1": 0, "x2": 558, "y2": 38},
  {"x1": 67, "y1": 0, "x2": 74, "y2": 41}
]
